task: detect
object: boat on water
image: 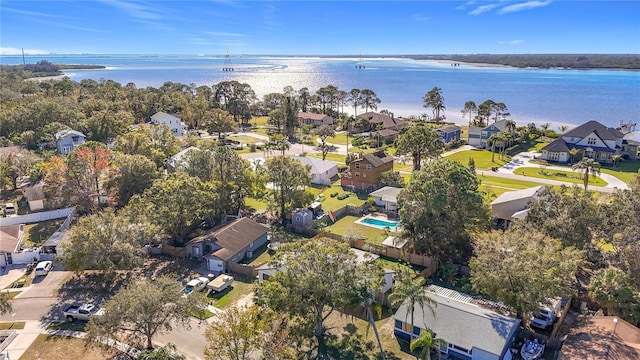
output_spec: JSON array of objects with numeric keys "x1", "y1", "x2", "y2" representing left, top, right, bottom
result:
[{"x1": 521, "y1": 339, "x2": 545, "y2": 360}]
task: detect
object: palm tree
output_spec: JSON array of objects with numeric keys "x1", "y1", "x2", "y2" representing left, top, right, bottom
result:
[
  {"x1": 410, "y1": 330, "x2": 447, "y2": 360},
  {"x1": 423, "y1": 87, "x2": 446, "y2": 123},
  {"x1": 559, "y1": 125, "x2": 569, "y2": 134},
  {"x1": 388, "y1": 273, "x2": 435, "y2": 341},
  {"x1": 461, "y1": 101, "x2": 477, "y2": 127},
  {"x1": 569, "y1": 148, "x2": 580, "y2": 164},
  {"x1": 504, "y1": 119, "x2": 516, "y2": 134},
  {"x1": 572, "y1": 158, "x2": 601, "y2": 191},
  {"x1": 365, "y1": 297, "x2": 386, "y2": 360},
  {"x1": 612, "y1": 154, "x2": 622, "y2": 167},
  {"x1": 487, "y1": 133, "x2": 501, "y2": 162},
  {"x1": 499, "y1": 132, "x2": 513, "y2": 160},
  {"x1": 540, "y1": 122, "x2": 551, "y2": 134}
]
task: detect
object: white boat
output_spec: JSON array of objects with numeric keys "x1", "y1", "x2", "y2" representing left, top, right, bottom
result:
[{"x1": 521, "y1": 339, "x2": 545, "y2": 360}]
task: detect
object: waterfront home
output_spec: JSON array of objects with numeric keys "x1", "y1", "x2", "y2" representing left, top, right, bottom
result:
[
  {"x1": 351, "y1": 112, "x2": 409, "y2": 134},
  {"x1": 467, "y1": 120, "x2": 514, "y2": 148},
  {"x1": 394, "y1": 285, "x2": 520, "y2": 360},
  {"x1": 55, "y1": 129, "x2": 86, "y2": 155},
  {"x1": 297, "y1": 112, "x2": 335, "y2": 128},
  {"x1": 184, "y1": 217, "x2": 268, "y2": 273},
  {"x1": 540, "y1": 120, "x2": 638, "y2": 164},
  {"x1": 436, "y1": 124, "x2": 462, "y2": 143},
  {"x1": 341, "y1": 151, "x2": 393, "y2": 192},
  {"x1": 150, "y1": 111, "x2": 188, "y2": 137},
  {"x1": 490, "y1": 186, "x2": 545, "y2": 229},
  {"x1": 290, "y1": 155, "x2": 339, "y2": 186}
]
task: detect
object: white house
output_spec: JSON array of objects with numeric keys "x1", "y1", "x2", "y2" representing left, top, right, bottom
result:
[
  {"x1": 150, "y1": 111, "x2": 188, "y2": 137},
  {"x1": 290, "y1": 156, "x2": 339, "y2": 186},
  {"x1": 55, "y1": 129, "x2": 86, "y2": 155},
  {"x1": 490, "y1": 186, "x2": 545, "y2": 228},
  {"x1": 369, "y1": 186, "x2": 402, "y2": 212},
  {"x1": 540, "y1": 120, "x2": 638, "y2": 164},
  {"x1": 394, "y1": 285, "x2": 520, "y2": 360},
  {"x1": 166, "y1": 146, "x2": 201, "y2": 172}
]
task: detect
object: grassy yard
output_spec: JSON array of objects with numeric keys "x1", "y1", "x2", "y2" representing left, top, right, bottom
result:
[
  {"x1": 22, "y1": 219, "x2": 65, "y2": 247},
  {"x1": 444, "y1": 149, "x2": 511, "y2": 170},
  {"x1": 47, "y1": 321, "x2": 87, "y2": 332},
  {"x1": 327, "y1": 132, "x2": 350, "y2": 145},
  {"x1": 249, "y1": 116, "x2": 269, "y2": 127},
  {"x1": 324, "y1": 215, "x2": 389, "y2": 245},
  {"x1": 249, "y1": 127, "x2": 270, "y2": 137},
  {"x1": 226, "y1": 135, "x2": 259, "y2": 144},
  {"x1": 308, "y1": 179, "x2": 368, "y2": 212},
  {"x1": 0, "y1": 321, "x2": 25, "y2": 330},
  {"x1": 307, "y1": 152, "x2": 347, "y2": 163},
  {"x1": 206, "y1": 276, "x2": 254, "y2": 309},
  {"x1": 21, "y1": 334, "x2": 117, "y2": 360},
  {"x1": 514, "y1": 167, "x2": 607, "y2": 186},
  {"x1": 245, "y1": 197, "x2": 269, "y2": 212},
  {"x1": 5, "y1": 274, "x2": 34, "y2": 289}
]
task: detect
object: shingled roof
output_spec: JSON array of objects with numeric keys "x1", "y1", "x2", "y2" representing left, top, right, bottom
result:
[
  {"x1": 564, "y1": 120, "x2": 624, "y2": 141},
  {"x1": 360, "y1": 151, "x2": 393, "y2": 167},
  {"x1": 541, "y1": 137, "x2": 571, "y2": 152},
  {"x1": 359, "y1": 112, "x2": 408, "y2": 129},
  {"x1": 208, "y1": 218, "x2": 268, "y2": 261}
]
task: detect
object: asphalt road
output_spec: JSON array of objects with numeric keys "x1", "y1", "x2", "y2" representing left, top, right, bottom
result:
[
  {"x1": 155, "y1": 317, "x2": 208, "y2": 360},
  {"x1": 0, "y1": 269, "x2": 70, "y2": 321}
]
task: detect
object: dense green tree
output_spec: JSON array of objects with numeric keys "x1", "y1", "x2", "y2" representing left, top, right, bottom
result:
[
  {"x1": 106, "y1": 154, "x2": 160, "y2": 207},
  {"x1": 398, "y1": 160, "x2": 488, "y2": 262},
  {"x1": 213, "y1": 81, "x2": 256, "y2": 123},
  {"x1": 84, "y1": 109, "x2": 134, "y2": 142},
  {"x1": 461, "y1": 101, "x2": 477, "y2": 127},
  {"x1": 203, "y1": 108, "x2": 237, "y2": 139},
  {"x1": 588, "y1": 268, "x2": 640, "y2": 325},
  {"x1": 127, "y1": 173, "x2": 219, "y2": 245},
  {"x1": 113, "y1": 125, "x2": 180, "y2": 167},
  {"x1": 87, "y1": 276, "x2": 196, "y2": 349},
  {"x1": 470, "y1": 228, "x2": 584, "y2": 315},
  {"x1": 380, "y1": 170, "x2": 405, "y2": 188},
  {"x1": 360, "y1": 89, "x2": 381, "y2": 113},
  {"x1": 422, "y1": 87, "x2": 446, "y2": 122},
  {"x1": 264, "y1": 156, "x2": 313, "y2": 226},
  {"x1": 0, "y1": 151, "x2": 34, "y2": 190},
  {"x1": 62, "y1": 209, "x2": 159, "y2": 276},
  {"x1": 520, "y1": 186, "x2": 600, "y2": 250},
  {"x1": 256, "y1": 238, "x2": 384, "y2": 354},
  {"x1": 137, "y1": 343, "x2": 185, "y2": 360},
  {"x1": 394, "y1": 125, "x2": 444, "y2": 171},
  {"x1": 572, "y1": 157, "x2": 601, "y2": 191}
]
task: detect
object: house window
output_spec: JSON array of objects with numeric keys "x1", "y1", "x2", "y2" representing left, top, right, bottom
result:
[
  {"x1": 413, "y1": 326, "x2": 421, "y2": 336},
  {"x1": 452, "y1": 344, "x2": 470, "y2": 354},
  {"x1": 355, "y1": 172, "x2": 360, "y2": 177},
  {"x1": 363, "y1": 173, "x2": 367, "y2": 178},
  {"x1": 587, "y1": 137, "x2": 596, "y2": 145},
  {"x1": 394, "y1": 320, "x2": 402, "y2": 329},
  {"x1": 355, "y1": 163, "x2": 360, "y2": 169},
  {"x1": 250, "y1": 241, "x2": 254, "y2": 248},
  {"x1": 481, "y1": 131, "x2": 488, "y2": 137},
  {"x1": 263, "y1": 274, "x2": 270, "y2": 281},
  {"x1": 402, "y1": 322, "x2": 412, "y2": 333},
  {"x1": 366, "y1": 164, "x2": 372, "y2": 170},
  {"x1": 549, "y1": 152, "x2": 559, "y2": 161}
]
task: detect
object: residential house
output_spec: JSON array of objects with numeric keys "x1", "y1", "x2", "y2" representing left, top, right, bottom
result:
[
  {"x1": 150, "y1": 111, "x2": 188, "y2": 137},
  {"x1": 23, "y1": 182, "x2": 45, "y2": 211},
  {"x1": 436, "y1": 124, "x2": 462, "y2": 143},
  {"x1": 55, "y1": 129, "x2": 86, "y2": 155},
  {"x1": 184, "y1": 217, "x2": 268, "y2": 273},
  {"x1": 558, "y1": 316, "x2": 640, "y2": 360},
  {"x1": 341, "y1": 151, "x2": 394, "y2": 192},
  {"x1": 369, "y1": 186, "x2": 402, "y2": 212},
  {"x1": 291, "y1": 208, "x2": 313, "y2": 227},
  {"x1": 373, "y1": 129, "x2": 400, "y2": 145},
  {"x1": 394, "y1": 285, "x2": 520, "y2": 360},
  {"x1": 467, "y1": 120, "x2": 514, "y2": 148},
  {"x1": 297, "y1": 112, "x2": 335, "y2": 128},
  {"x1": 490, "y1": 186, "x2": 545, "y2": 229},
  {"x1": 290, "y1": 155, "x2": 339, "y2": 185},
  {"x1": 351, "y1": 112, "x2": 409, "y2": 135},
  {"x1": 41, "y1": 230, "x2": 72, "y2": 257},
  {"x1": 540, "y1": 120, "x2": 638, "y2": 164},
  {"x1": 0, "y1": 224, "x2": 22, "y2": 267},
  {"x1": 166, "y1": 146, "x2": 201, "y2": 173}
]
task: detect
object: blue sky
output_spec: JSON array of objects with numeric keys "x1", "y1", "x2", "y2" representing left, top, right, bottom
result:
[{"x1": 1, "y1": 1, "x2": 639, "y2": 55}]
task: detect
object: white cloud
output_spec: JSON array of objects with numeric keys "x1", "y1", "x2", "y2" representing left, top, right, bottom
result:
[
  {"x1": 412, "y1": 13, "x2": 430, "y2": 22},
  {"x1": 98, "y1": 0, "x2": 162, "y2": 20},
  {"x1": 0, "y1": 47, "x2": 50, "y2": 55},
  {"x1": 499, "y1": 0, "x2": 552, "y2": 14},
  {"x1": 203, "y1": 31, "x2": 247, "y2": 38},
  {"x1": 469, "y1": 3, "x2": 500, "y2": 15},
  {"x1": 498, "y1": 40, "x2": 524, "y2": 45}
]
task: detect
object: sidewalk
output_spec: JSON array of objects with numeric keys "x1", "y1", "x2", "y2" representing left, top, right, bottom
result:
[
  {"x1": 0, "y1": 266, "x2": 27, "y2": 289},
  {"x1": 3, "y1": 321, "x2": 42, "y2": 360}
]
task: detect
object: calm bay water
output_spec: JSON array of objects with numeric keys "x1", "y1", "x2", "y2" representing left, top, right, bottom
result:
[{"x1": 2, "y1": 54, "x2": 639, "y2": 128}]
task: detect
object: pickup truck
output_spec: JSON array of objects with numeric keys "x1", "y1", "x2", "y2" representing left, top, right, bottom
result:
[
  {"x1": 183, "y1": 276, "x2": 211, "y2": 297},
  {"x1": 206, "y1": 275, "x2": 234, "y2": 293},
  {"x1": 63, "y1": 303, "x2": 104, "y2": 322}
]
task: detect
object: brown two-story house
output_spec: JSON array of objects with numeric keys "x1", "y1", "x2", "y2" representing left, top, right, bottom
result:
[{"x1": 341, "y1": 151, "x2": 394, "y2": 192}]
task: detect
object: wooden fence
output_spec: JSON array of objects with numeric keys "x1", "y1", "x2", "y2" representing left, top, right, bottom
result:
[
  {"x1": 227, "y1": 262, "x2": 258, "y2": 278},
  {"x1": 161, "y1": 245, "x2": 187, "y2": 258}
]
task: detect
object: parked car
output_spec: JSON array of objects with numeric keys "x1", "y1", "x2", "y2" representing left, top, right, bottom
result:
[
  {"x1": 530, "y1": 297, "x2": 562, "y2": 329},
  {"x1": 63, "y1": 303, "x2": 104, "y2": 322},
  {"x1": 183, "y1": 276, "x2": 211, "y2": 297},
  {"x1": 4, "y1": 203, "x2": 16, "y2": 216},
  {"x1": 34, "y1": 261, "x2": 53, "y2": 277}
]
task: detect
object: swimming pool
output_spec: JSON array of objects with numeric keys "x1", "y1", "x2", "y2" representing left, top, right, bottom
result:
[{"x1": 359, "y1": 217, "x2": 399, "y2": 231}]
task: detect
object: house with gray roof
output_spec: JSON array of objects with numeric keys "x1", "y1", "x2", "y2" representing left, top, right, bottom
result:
[
  {"x1": 352, "y1": 112, "x2": 409, "y2": 134},
  {"x1": 394, "y1": 285, "x2": 520, "y2": 360},
  {"x1": 55, "y1": 129, "x2": 86, "y2": 155},
  {"x1": 490, "y1": 186, "x2": 545, "y2": 228},
  {"x1": 540, "y1": 120, "x2": 637, "y2": 164},
  {"x1": 369, "y1": 186, "x2": 402, "y2": 212},
  {"x1": 297, "y1": 112, "x2": 334, "y2": 128},
  {"x1": 436, "y1": 124, "x2": 462, "y2": 143},
  {"x1": 290, "y1": 155, "x2": 339, "y2": 185},
  {"x1": 467, "y1": 120, "x2": 514, "y2": 148},
  {"x1": 166, "y1": 146, "x2": 201, "y2": 172}
]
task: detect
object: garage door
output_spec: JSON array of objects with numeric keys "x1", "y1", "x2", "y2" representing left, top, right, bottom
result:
[{"x1": 208, "y1": 258, "x2": 225, "y2": 273}]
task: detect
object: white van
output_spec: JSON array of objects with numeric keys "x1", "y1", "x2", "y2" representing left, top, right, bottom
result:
[
  {"x1": 34, "y1": 261, "x2": 53, "y2": 277},
  {"x1": 4, "y1": 203, "x2": 16, "y2": 216}
]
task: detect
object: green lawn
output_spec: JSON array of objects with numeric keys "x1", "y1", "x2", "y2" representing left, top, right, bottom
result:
[
  {"x1": 532, "y1": 140, "x2": 549, "y2": 151},
  {"x1": 0, "y1": 321, "x2": 25, "y2": 330},
  {"x1": 327, "y1": 132, "x2": 350, "y2": 145},
  {"x1": 308, "y1": 152, "x2": 347, "y2": 163},
  {"x1": 22, "y1": 219, "x2": 65, "y2": 247},
  {"x1": 207, "y1": 276, "x2": 254, "y2": 309},
  {"x1": 249, "y1": 116, "x2": 269, "y2": 127},
  {"x1": 226, "y1": 135, "x2": 259, "y2": 144},
  {"x1": 444, "y1": 149, "x2": 511, "y2": 170},
  {"x1": 513, "y1": 167, "x2": 607, "y2": 186},
  {"x1": 245, "y1": 197, "x2": 269, "y2": 211},
  {"x1": 249, "y1": 127, "x2": 270, "y2": 137},
  {"x1": 324, "y1": 215, "x2": 389, "y2": 245},
  {"x1": 528, "y1": 160, "x2": 639, "y2": 185},
  {"x1": 309, "y1": 179, "x2": 368, "y2": 212}
]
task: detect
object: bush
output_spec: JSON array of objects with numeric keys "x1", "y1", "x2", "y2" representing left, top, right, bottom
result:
[
  {"x1": 337, "y1": 193, "x2": 349, "y2": 200},
  {"x1": 249, "y1": 143, "x2": 256, "y2": 152},
  {"x1": 330, "y1": 192, "x2": 339, "y2": 198}
]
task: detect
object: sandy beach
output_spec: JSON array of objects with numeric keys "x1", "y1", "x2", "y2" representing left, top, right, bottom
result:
[{"x1": 24, "y1": 74, "x2": 68, "y2": 82}]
